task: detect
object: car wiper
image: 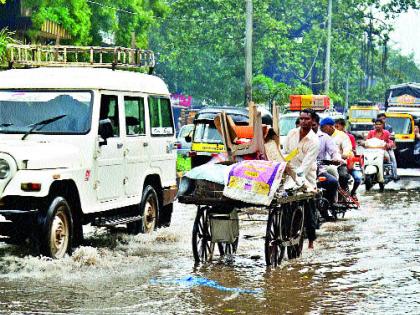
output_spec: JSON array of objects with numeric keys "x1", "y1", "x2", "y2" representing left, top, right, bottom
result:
[
  {"x1": 21, "y1": 115, "x2": 67, "y2": 140},
  {"x1": 0, "y1": 123, "x2": 14, "y2": 127}
]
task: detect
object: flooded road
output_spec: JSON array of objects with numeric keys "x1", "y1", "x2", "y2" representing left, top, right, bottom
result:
[{"x1": 0, "y1": 181, "x2": 419, "y2": 314}]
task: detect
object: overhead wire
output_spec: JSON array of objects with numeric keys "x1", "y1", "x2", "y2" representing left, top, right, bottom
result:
[
  {"x1": 86, "y1": 0, "x2": 240, "y2": 22},
  {"x1": 85, "y1": 0, "x2": 335, "y2": 86}
]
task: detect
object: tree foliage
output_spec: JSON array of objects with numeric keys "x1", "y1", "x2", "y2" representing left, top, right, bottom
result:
[
  {"x1": 89, "y1": 0, "x2": 169, "y2": 48},
  {"x1": 150, "y1": 0, "x2": 419, "y2": 106},
  {"x1": 0, "y1": 28, "x2": 16, "y2": 63},
  {"x1": 16, "y1": 0, "x2": 168, "y2": 46},
  {"x1": 25, "y1": 0, "x2": 92, "y2": 44},
  {"x1": 1, "y1": 0, "x2": 419, "y2": 107}
]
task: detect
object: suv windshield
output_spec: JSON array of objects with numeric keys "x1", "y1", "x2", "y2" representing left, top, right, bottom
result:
[
  {"x1": 0, "y1": 90, "x2": 92, "y2": 134},
  {"x1": 193, "y1": 122, "x2": 222, "y2": 143}
]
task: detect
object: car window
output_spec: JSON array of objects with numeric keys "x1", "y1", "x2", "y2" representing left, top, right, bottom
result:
[
  {"x1": 124, "y1": 96, "x2": 145, "y2": 136},
  {"x1": 99, "y1": 95, "x2": 119, "y2": 137},
  {"x1": 148, "y1": 97, "x2": 174, "y2": 136},
  {"x1": 193, "y1": 123, "x2": 222, "y2": 143}
]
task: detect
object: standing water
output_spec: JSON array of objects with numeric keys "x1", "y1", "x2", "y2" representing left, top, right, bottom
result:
[{"x1": 0, "y1": 181, "x2": 419, "y2": 314}]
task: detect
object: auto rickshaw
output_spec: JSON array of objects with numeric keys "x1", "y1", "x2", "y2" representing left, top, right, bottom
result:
[
  {"x1": 385, "y1": 112, "x2": 417, "y2": 167},
  {"x1": 186, "y1": 107, "x2": 272, "y2": 168}
]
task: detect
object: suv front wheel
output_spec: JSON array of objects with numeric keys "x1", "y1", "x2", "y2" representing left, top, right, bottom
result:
[{"x1": 39, "y1": 197, "x2": 73, "y2": 259}]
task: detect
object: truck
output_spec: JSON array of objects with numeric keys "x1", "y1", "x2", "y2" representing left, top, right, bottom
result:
[
  {"x1": 279, "y1": 95, "x2": 344, "y2": 145},
  {"x1": 347, "y1": 100, "x2": 380, "y2": 139},
  {"x1": 385, "y1": 82, "x2": 420, "y2": 167}
]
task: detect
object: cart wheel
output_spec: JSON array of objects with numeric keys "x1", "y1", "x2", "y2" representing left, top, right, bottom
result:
[
  {"x1": 192, "y1": 207, "x2": 212, "y2": 263},
  {"x1": 287, "y1": 204, "x2": 305, "y2": 259},
  {"x1": 265, "y1": 209, "x2": 285, "y2": 267},
  {"x1": 217, "y1": 237, "x2": 239, "y2": 257}
]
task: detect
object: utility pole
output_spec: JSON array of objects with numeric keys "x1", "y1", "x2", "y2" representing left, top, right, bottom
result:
[
  {"x1": 244, "y1": 0, "x2": 253, "y2": 105},
  {"x1": 345, "y1": 76, "x2": 349, "y2": 111},
  {"x1": 324, "y1": 0, "x2": 332, "y2": 94}
]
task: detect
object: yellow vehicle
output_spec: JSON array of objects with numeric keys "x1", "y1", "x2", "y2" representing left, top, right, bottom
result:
[
  {"x1": 385, "y1": 82, "x2": 420, "y2": 167},
  {"x1": 348, "y1": 101, "x2": 380, "y2": 139},
  {"x1": 187, "y1": 107, "x2": 249, "y2": 168},
  {"x1": 385, "y1": 112, "x2": 417, "y2": 166}
]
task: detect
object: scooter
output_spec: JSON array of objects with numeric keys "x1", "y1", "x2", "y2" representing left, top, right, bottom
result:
[{"x1": 363, "y1": 138, "x2": 395, "y2": 192}]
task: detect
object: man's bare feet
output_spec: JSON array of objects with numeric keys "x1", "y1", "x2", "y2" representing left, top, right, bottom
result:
[{"x1": 308, "y1": 240, "x2": 314, "y2": 249}]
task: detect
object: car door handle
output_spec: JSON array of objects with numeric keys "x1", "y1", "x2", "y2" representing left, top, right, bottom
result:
[
  {"x1": 143, "y1": 142, "x2": 148, "y2": 147},
  {"x1": 117, "y1": 143, "x2": 123, "y2": 149}
]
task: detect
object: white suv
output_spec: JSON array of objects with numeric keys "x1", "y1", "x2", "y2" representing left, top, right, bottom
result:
[{"x1": 0, "y1": 64, "x2": 177, "y2": 258}]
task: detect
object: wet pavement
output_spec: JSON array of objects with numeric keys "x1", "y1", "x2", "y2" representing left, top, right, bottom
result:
[{"x1": 0, "y1": 180, "x2": 419, "y2": 314}]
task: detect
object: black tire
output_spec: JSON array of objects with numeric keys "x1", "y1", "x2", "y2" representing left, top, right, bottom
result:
[
  {"x1": 159, "y1": 203, "x2": 173, "y2": 228},
  {"x1": 127, "y1": 185, "x2": 159, "y2": 234},
  {"x1": 317, "y1": 197, "x2": 330, "y2": 221},
  {"x1": 379, "y1": 182, "x2": 385, "y2": 192},
  {"x1": 265, "y1": 209, "x2": 285, "y2": 267},
  {"x1": 286, "y1": 204, "x2": 305, "y2": 259},
  {"x1": 192, "y1": 207, "x2": 212, "y2": 263},
  {"x1": 39, "y1": 197, "x2": 73, "y2": 259},
  {"x1": 365, "y1": 174, "x2": 374, "y2": 191}
]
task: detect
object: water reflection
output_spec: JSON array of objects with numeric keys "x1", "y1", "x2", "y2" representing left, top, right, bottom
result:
[{"x1": 0, "y1": 185, "x2": 419, "y2": 314}]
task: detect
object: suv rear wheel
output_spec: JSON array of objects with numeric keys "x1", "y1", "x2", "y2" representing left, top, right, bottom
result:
[{"x1": 127, "y1": 185, "x2": 159, "y2": 234}]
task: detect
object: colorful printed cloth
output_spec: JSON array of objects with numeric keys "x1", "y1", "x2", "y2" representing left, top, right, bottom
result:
[{"x1": 223, "y1": 160, "x2": 287, "y2": 206}]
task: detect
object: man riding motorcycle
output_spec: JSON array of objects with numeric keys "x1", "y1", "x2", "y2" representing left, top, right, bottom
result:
[
  {"x1": 320, "y1": 117, "x2": 362, "y2": 200},
  {"x1": 312, "y1": 114, "x2": 341, "y2": 211}
]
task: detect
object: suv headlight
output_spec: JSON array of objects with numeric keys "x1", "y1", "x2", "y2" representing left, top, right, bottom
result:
[{"x1": 0, "y1": 159, "x2": 10, "y2": 179}]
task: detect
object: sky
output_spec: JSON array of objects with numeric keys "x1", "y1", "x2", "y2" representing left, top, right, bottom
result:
[{"x1": 388, "y1": 8, "x2": 420, "y2": 65}]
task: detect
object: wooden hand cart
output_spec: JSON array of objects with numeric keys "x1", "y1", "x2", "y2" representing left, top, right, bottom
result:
[{"x1": 178, "y1": 179, "x2": 316, "y2": 267}]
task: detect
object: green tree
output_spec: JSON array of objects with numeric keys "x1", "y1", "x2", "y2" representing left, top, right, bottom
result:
[
  {"x1": 88, "y1": 0, "x2": 169, "y2": 48},
  {"x1": 150, "y1": 0, "x2": 419, "y2": 107},
  {"x1": 0, "y1": 28, "x2": 17, "y2": 65},
  {"x1": 25, "y1": 0, "x2": 92, "y2": 44}
]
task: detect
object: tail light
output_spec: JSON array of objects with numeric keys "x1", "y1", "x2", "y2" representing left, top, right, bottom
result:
[
  {"x1": 188, "y1": 151, "x2": 197, "y2": 157},
  {"x1": 318, "y1": 176, "x2": 327, "y2": 182}
]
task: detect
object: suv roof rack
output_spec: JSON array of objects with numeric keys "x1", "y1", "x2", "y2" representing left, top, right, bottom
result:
[{"x1": 6, "y1": 44, "x2": 155, "y2": 71}]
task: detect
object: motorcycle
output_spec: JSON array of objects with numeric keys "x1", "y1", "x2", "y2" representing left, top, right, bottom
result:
[
  {"x1": 363, "y1": 138, "x2": 395, "y2": 192},
  {"x1": 316, "y1": 159, "x2": 360, "y2": 220}
]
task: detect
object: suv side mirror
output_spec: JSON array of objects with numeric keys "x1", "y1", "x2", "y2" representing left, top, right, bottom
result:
[{"x1": 98, "y1": 119, "x2": 113, "y2": 146}]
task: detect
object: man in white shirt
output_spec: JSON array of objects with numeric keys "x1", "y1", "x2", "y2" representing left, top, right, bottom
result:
[
  {"x1": 283, "y1": 110, "x2": 320, "y2": 189},
  {"x1": 283, "y1": 109, "x2": 320, "y2": 249}
]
